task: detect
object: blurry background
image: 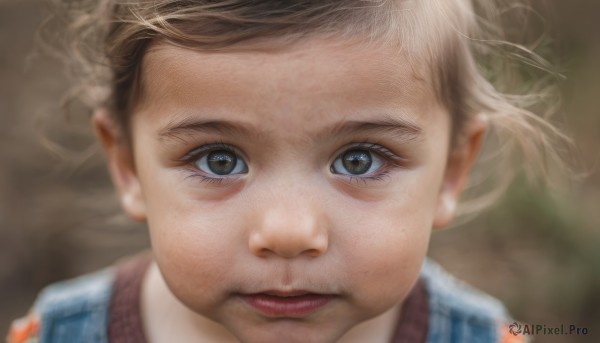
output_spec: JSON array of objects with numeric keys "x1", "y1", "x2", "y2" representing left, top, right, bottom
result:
[{"x1": 1, "y1": 0, "x2": 598, "y2": 342}]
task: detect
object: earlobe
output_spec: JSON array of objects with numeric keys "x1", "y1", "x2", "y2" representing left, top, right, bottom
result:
[
  {"x1": 121, "y1": 190, "x2": 146, "y2": 222},
  {"x1": 433, "y1": 193, "x2": 457, "y2": 228},
  {"x1": 433, "y1": 114, "x2": 487, "y2": 229},
  {"x1": 93, "y1": 109, "x2": 147, "y2": 222}
]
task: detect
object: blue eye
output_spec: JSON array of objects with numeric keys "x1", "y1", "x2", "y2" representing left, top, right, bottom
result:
[
  {"x1": 331, "y1": 149, "x2": 383, "y2": 176},
  {"x1": 195, "y1": 149, "x2": 248, "y2": 176}
]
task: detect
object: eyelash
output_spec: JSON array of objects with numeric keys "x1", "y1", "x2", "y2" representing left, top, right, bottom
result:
[
  {"x1": 179, "y1": 141, "x2": 406, "y2": 185},
  {"x1": 179, "y1": 142, "x2": 244, "y2": 185},
  {"x1": 332, "y1": 142, "x2": 406, "y2": 185}
]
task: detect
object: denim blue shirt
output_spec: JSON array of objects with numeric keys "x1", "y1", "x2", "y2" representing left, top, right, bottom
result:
[{"x1": 27, "y1": 259, "x2": 521, "y2": 343}]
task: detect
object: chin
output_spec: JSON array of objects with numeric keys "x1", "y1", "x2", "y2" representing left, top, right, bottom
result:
[{"x1": 226, "y1": 319, "x2": 352, "y2": 343}]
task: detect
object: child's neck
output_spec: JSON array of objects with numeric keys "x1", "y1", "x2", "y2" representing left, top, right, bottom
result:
[
  {"x1": 338, "y1": 304, "x2": 401, "y2": 343},
  {"x1": 141, "y1": 261, "x2": 402, "y2": 343}
]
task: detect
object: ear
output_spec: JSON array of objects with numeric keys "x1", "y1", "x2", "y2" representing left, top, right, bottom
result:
[
  {"x1": 433, "y1": 114, "x2": 487, "y2": 229},
  {"x1": 93, "y1": 109, "x2": 146, "y2": 222}
]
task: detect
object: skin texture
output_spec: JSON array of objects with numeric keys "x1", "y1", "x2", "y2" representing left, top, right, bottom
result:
[{"x1": 94, "y1": 37, "x2": 486, "y2": 343}]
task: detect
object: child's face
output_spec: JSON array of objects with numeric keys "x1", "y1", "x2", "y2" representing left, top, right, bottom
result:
[{"x1": 97, "y1": 37, "x2": 484, "y2": 342}]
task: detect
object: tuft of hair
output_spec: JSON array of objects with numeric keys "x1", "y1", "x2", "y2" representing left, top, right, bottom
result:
[{"x1": 40, "y1": 0, "x2": 574, "y2": 219}]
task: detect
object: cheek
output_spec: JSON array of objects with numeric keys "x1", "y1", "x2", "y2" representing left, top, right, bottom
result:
[
  {"x1": 338, "y1": 206, "x2": 431, "y2": 312},
  {"x1": 139, "y1": 168, "x2": 247, "y2": 309},
  {"x1": 332, "y1": 168, "x2": 443, "y2": 310}
]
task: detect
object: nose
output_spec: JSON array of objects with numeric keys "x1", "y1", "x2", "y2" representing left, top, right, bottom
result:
[{"x1": 248, "y1": 197, "x2": 329, "y2": 259}]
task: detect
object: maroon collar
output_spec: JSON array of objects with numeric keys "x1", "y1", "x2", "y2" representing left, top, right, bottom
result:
[
  {"x1": 108, "y1": 253, "x2": 152, "y2": 343},
  {"x1": 391, "y1": 279, "x2": 429, "y2": 343}
]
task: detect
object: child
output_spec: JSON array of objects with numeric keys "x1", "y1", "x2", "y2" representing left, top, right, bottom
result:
[{"x1": 9, "y1": 0, "x2": 565, "y2": 342}]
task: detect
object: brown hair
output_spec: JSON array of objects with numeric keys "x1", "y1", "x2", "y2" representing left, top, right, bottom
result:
[{"x1": 43, "y1": 0, "x2": 572, "y2": 216}]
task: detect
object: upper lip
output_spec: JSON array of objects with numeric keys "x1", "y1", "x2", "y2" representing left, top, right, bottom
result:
[
  {"x1": 243, "y1": 290, "x2": 328, "y2": 297},
  {"x1": 261, "y1": 290, "x2": 313, "y2": 297}
]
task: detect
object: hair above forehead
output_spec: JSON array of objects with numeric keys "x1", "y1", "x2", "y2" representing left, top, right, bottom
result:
[
  {"x1": 114, "y1": 0, "x2": 396, "y2": 46},
  {"x1": 110, "y1": 0, "x2": 473, "y2": 48}
]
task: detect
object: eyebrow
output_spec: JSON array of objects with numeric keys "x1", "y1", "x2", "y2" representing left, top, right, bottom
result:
[
  {"x1": 325, "y1": 116, "x2": 423, "y2": 142},
  {"x1": 157, "y1": 114, "x2": 423, "y2": 144},
  {"x1": 158, "y1": 117, "x2": 253, "y2": 143}
]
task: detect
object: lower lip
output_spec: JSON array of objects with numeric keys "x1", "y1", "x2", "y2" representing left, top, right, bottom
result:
[{"x1": 240, "y1": 294, "x2": 335, "y2": 317}]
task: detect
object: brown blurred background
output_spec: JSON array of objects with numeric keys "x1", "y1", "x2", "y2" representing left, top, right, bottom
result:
[{"x1": 1, "y1": 0, "x2": 599, "y2": 342}]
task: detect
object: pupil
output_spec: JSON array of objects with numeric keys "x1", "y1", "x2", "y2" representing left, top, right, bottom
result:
[
  {"x1": 342, "y1": 150, "x2": 372, "y2": 175},
  {"x1": 207, "y1": 150, "x2": 236, "y2": 175}
]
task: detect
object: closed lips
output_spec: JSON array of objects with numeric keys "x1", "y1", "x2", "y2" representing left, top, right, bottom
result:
[{"x1": 239, "y1": 291, "x2": 336, "y2": 317}]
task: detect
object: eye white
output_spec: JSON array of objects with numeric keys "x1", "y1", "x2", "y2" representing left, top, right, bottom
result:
[
  {"x1": 331, "y1": 149, "x2": 383, "y2": 176},
  {"x1": 195, "y1": 150, "x2": 247, "y2": 176}
]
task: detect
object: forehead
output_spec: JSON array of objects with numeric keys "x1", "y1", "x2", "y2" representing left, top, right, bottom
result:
[{"x1": 135, "y1": 37, "x2": 442, "y2": 133}]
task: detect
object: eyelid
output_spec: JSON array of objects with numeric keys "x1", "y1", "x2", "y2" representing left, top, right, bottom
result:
[
  {"x1": 332, "y1": 142, "x2": 406, "y2": 166},
  {"x1": 177, "y1": 142, "x2": 249, "y2": 186},
  {"x1": 179, "y1": 142, "x2": 245, "y2": 162},
  {"x1": 329, "y1": 142, "x2": 408, "y2": 184}
]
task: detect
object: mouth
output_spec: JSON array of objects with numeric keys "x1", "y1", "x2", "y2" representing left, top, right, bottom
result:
[{"x1": 238, "y1": 290, "x2": 337, "y2": 317}]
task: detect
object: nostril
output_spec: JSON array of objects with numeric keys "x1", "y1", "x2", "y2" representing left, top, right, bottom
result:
[
  {"x1": 304, "y1": 248, "x2": 323, "y2": 258},
  {"x1": 250, "y1": 243, "x2": 326, "y2": 259},
  {"x1": 308, "y1": 234, "x2": 329, "y2": 257}
]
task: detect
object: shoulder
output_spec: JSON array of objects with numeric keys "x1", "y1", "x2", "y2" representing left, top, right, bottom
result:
[
  {"x1": 35, "y1": 267, "x2": 115, "y2": 317},
  {"x1": 8, "y1": 267, "x2": 116, "y2": 343},
  {"x1": 420, "y1": 258, "x2": 508, "y2": 322},
  {"x1": 419, "y1": 259, "x2": 530, "y2": 343}
]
